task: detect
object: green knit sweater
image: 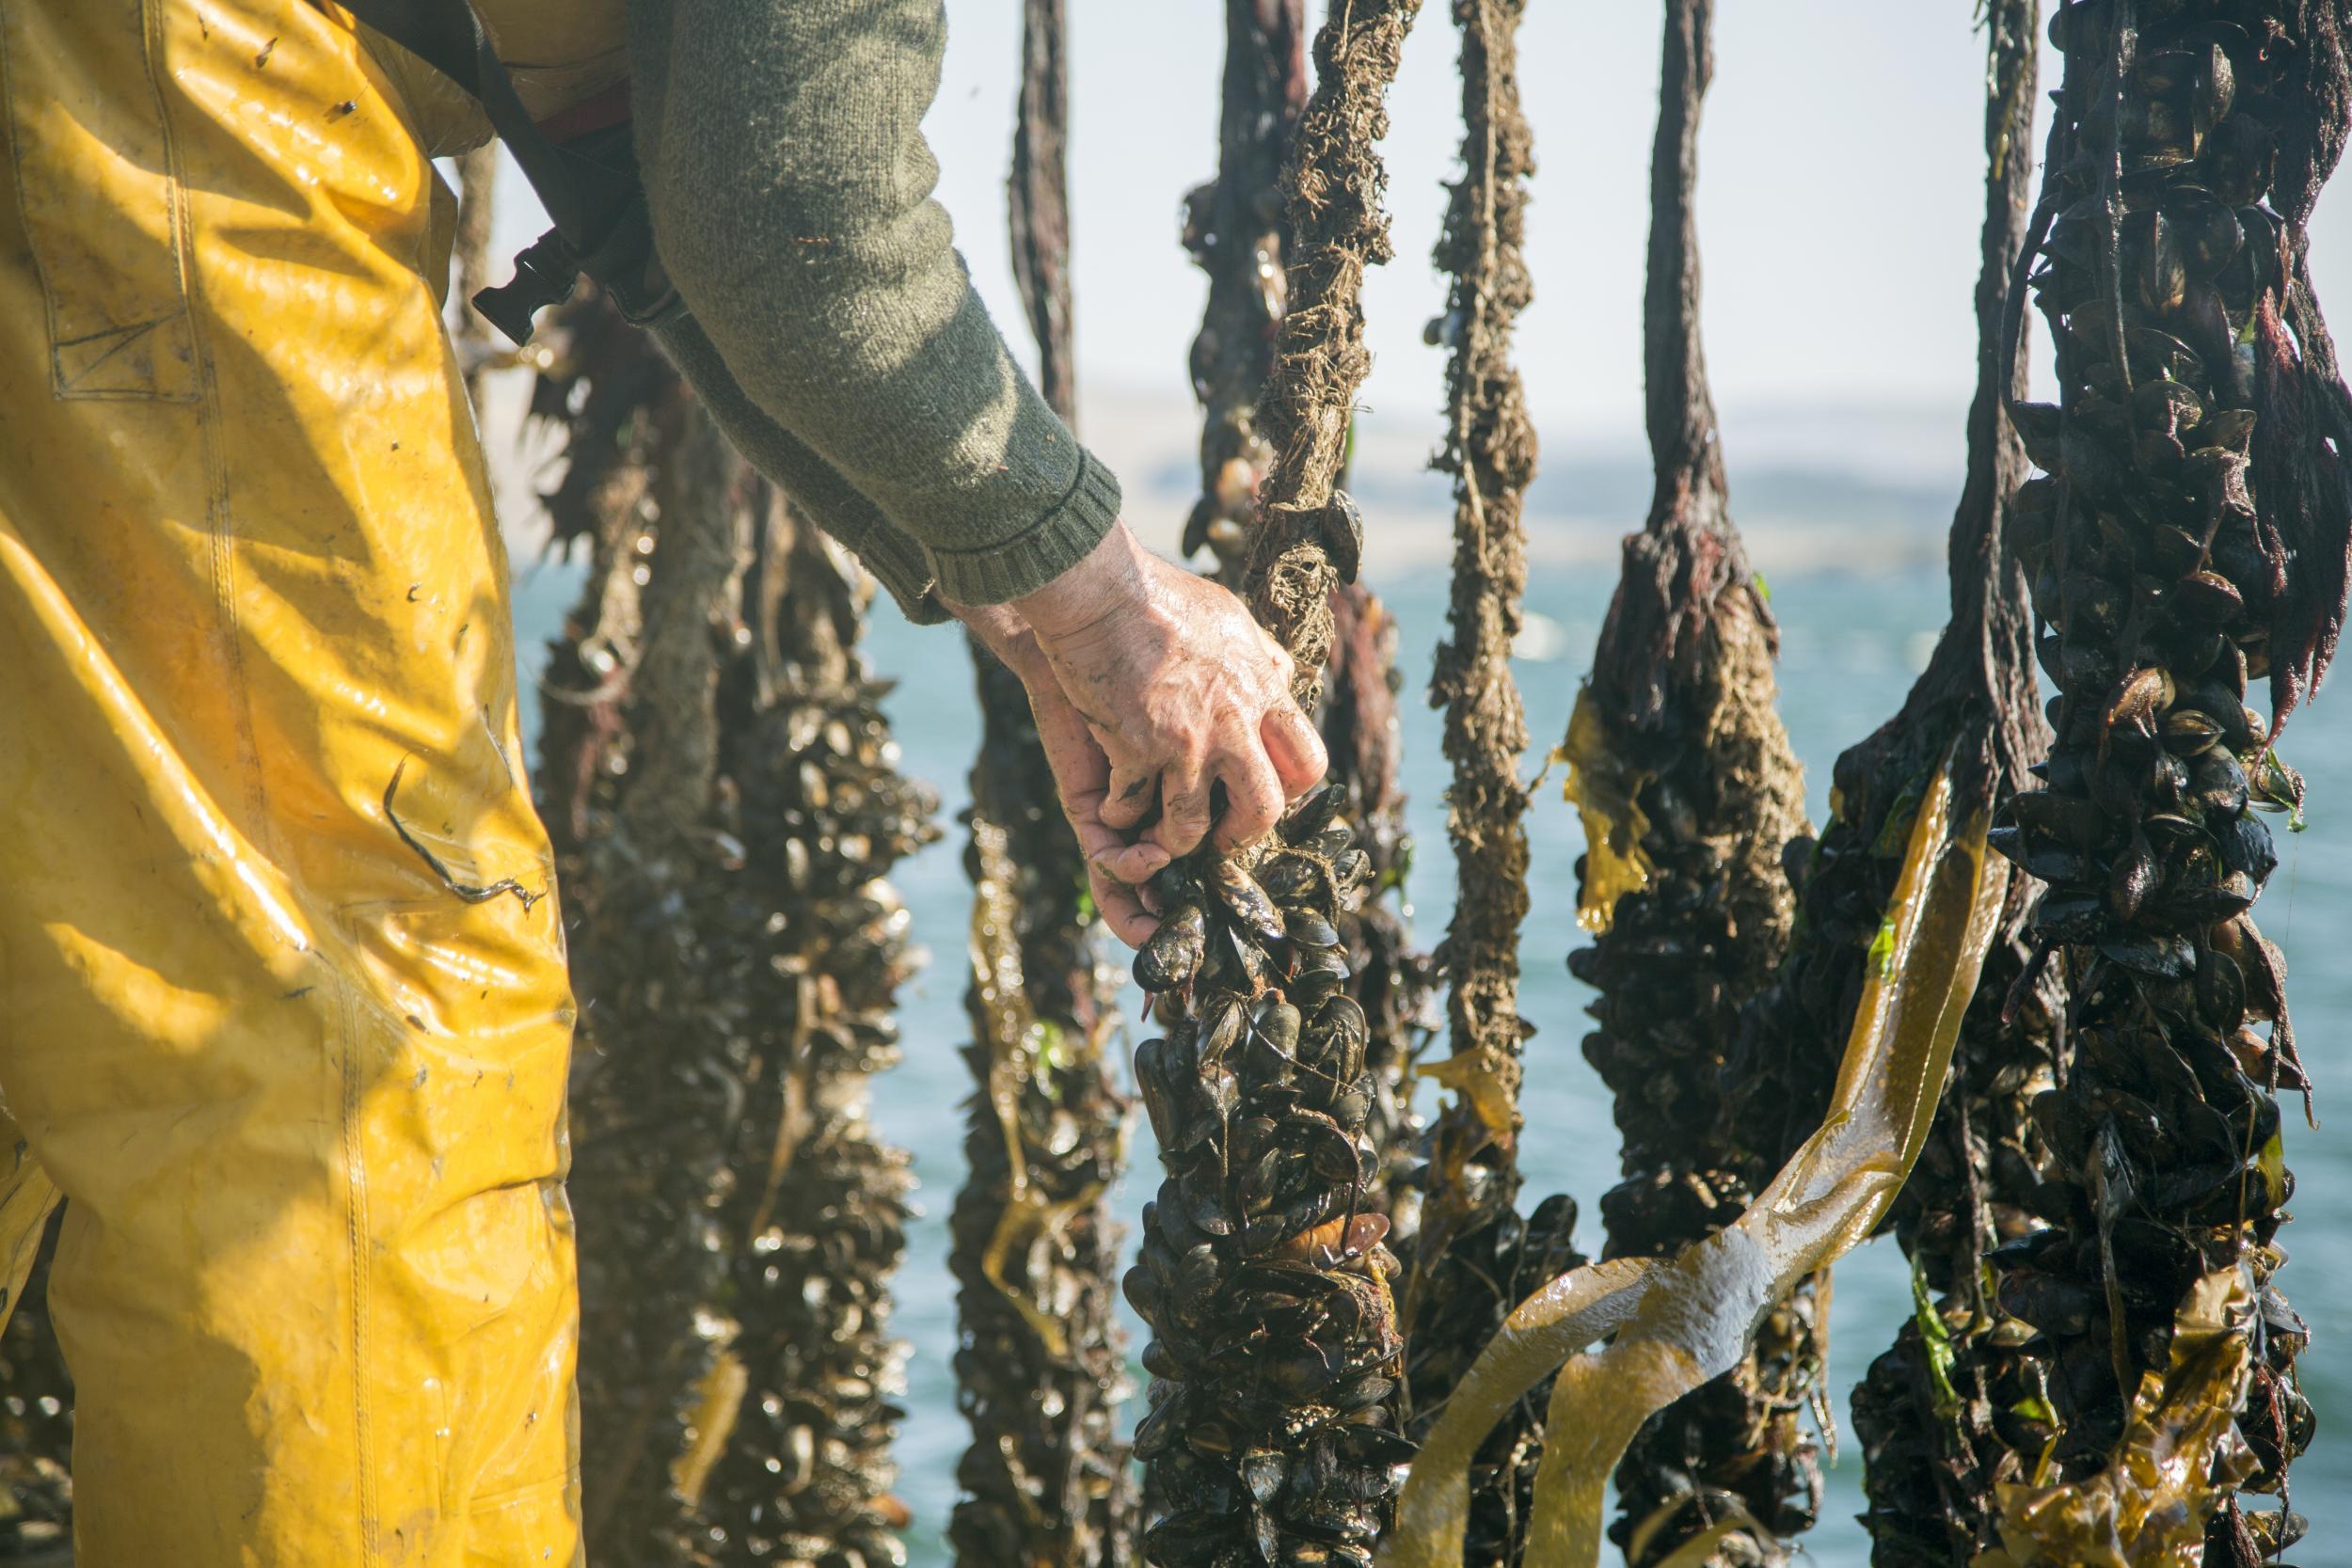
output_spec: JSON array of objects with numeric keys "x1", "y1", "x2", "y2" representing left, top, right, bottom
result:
[{"x1": 627, "y1": 0, "x2": 1118, "y2": 623}]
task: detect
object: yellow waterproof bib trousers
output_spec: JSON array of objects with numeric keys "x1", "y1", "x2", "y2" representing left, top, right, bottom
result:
[{"x1": 0, "y1": 2, "x2": 586, "y2": 1560}]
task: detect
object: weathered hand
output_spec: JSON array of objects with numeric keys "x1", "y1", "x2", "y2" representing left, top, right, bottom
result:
[
  {"x1": 952, "y1": 601, "x2": 1163, "y2": 947},
  {"x1": 1009, "y1": 523, "x2": 1327, "y2": 861}
]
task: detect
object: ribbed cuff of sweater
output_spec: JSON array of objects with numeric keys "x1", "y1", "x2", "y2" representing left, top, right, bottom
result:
[{"x1": 921, "y1": 450, "x2": 1120, "y2": 607}]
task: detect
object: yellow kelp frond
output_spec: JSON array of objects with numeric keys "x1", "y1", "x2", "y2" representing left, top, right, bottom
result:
[
  {"x1": 672, "y1": 1349, "x2": 748, "y2": 1509},
  {"x1": 1383, "y1": 1256, "x2": 1662, "y2": 1568},
  {"x1": 966, "y1": 816, "x2": 1106, "y2": 1358},
  {"x1": 1976, "y1": 1271, "x2": 2256, "y2": 1568},
  {"x1": 1382, "y1": 759, "x2": 2009, "y2": 1568},
  {"x1": 1417, "y1": 1048, "x2": 1520, "y2": 1145},
  {"x1": 1557, "y1": 685, "x2": 1655, "y2": 934}
]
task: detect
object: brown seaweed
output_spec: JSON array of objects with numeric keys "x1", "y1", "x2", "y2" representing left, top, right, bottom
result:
[
  {"x1": 1559, "y1": 2, "x2": 1814, "y2": 1559},
  {"x1": 946, "y1": 3, "x2": 1138, "y2": 1560},
  {"x1": 1398, "y1": 7, "x2": 1577, "y2": 1567}
]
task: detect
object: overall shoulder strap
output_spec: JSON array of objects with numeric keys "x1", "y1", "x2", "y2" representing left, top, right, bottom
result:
[{"x1": 336, "y1": 0, "x2": 678, "y2": 342}]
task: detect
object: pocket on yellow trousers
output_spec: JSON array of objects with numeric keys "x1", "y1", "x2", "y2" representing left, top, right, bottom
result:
[{"x1": 0, "y1": 0, "x2": 199, "y2": 402}]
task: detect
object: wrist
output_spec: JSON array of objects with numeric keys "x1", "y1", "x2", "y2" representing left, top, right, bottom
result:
[{"x1": 1010, "y1": 520, "x2": 1147, "y2": 646}]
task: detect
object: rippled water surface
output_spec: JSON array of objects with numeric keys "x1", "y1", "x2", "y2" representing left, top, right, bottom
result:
[{"x1": 513, "y1": 549, "x2": 2352, "y2": 1567}]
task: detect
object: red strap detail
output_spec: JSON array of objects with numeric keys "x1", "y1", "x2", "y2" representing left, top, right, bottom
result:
[{"x1": 536, "y1": 78, "x2": 632, "y2": 144}]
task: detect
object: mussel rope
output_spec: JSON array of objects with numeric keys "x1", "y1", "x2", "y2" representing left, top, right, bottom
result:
[
  {"x1": 1967, "y1": 1, "x2": 2348, "y2": 1559},
  {"x1": 1125, "y1": 7, "x2": 1425, "y2": 1567},
  {"x1": 946, "y1": 0, "x2": 1136, "y2": 1559}
]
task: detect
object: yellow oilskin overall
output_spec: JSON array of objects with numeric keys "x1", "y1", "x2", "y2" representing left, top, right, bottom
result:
[{"x1": 0, "y1": 0, "x2": 622, "y2": 1560}]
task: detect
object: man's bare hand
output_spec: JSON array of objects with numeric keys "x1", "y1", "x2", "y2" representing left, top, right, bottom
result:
[
  {"x1": 954, "y1": 601, "x2": 1161, "y2": 946},
  {"x1": 1011, "y1": 525, "x2": 1326, "y2": 859},
  {"x1": 948, "y1": 523, "x2": 1327, "y2": 949}
]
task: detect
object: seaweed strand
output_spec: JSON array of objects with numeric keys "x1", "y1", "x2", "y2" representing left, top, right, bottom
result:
[
  {"x1": 1398, "y1": 7, "x2": 1579, "y2": 1567},
  {"x1": 1561, "y1": 2, "x2": 1815, "y2": 1559},
  {"x1": 946, "y1": 3, "x2": 1138, "y2": 1559}
]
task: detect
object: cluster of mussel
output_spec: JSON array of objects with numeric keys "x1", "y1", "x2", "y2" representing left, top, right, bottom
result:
[
  {"x1": 1580, "y1": 764, "x2": 1820, "y2": 1560},
  {"x1": 1576, "y1": 847, "x2": 1756, "y2": 1265},
  {"x1": 1851, "y1": 919, "x2": 2068, "y2": 1567},
  {"x1": 947, "y1": 657, "x2": 1134, "y2": 1568},
  {"x1": 687, "y1": 533, "x2": 932, "y2": 1568},
  {"x1": 1125, "y1": 783, "x2": 1411, "y2": 1568},
  {"x1": 1984, "y1": 0, "x2": 2318, "y2": 1552}
]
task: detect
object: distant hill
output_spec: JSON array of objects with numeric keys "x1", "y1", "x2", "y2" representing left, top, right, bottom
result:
[{"x1": 483, "y1": 368, "x2": 1971, "y2": 578}]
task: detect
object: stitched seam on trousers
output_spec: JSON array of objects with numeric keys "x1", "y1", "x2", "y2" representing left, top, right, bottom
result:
[
  {"x1": 146, "y1": 0, "x2": 278, "y2": 862},
  {"x1": 336, "y1": 978, "x2": 382, "y2": 1565}
]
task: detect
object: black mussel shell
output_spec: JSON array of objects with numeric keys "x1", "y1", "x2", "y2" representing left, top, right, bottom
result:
[
  {"x1": 1213, "y1": 858, "x2": 1288, "y2": 942},
  {"x1": 1137, "y1": 900, "x2": 1208, "y2": 991},
  {"x1": 1285, "y1": 908, "x2": 1341, "y2": 949},
  {"x1": 2213, "y1": 810, "x2": 2276, "y2": 883},
  {"x1": 1281, "y1": 784, "x2": 1346, "y2": 844}
]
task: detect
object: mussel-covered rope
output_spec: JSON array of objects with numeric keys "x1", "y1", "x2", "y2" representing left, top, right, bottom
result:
[
  {"x1": 1179, "y1": 0, "x2": 1433, "y2": 1237},
  {"x1": 1125, "y1": 6, "x2": 1423, "y2": 1565},
  {"x1": 541, "y1": 305, "x2": 930, "y2": 1567},
  {"x1": 537, "y1": 319, "x2": 737, "y2": 1561},
  {"x1": 1555, "y1": 0, "x2": 1815, "y2": 1559},
  {"x1": 1845, "y1": 8, "x2": 2072, "y2": 1563},
  {"x1": 1179, "y1": 0, "x2": 1310, "y2": 581},
  {"x1": 694, "y1": 503, "x2": 929, "y2": 1568},
  {"x1": 1967, "y1": 2, "x2": 2348, "y2": 1561},
  {"x1": 1400, "y1": 5, "x2": 1579, "y2": 1566},
  {"x1": 946, "y1": 1, "x2": 1136, "y2": 1560}
]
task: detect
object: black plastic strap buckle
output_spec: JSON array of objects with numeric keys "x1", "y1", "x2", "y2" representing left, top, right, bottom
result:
[{"x1": 471, "y1": 231, "x2": 580, "y2": 345}]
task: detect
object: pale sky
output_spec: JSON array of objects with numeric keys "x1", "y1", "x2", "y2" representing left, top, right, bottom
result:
[
  {"x1": 480, "y1": 3, "x2": 2352, "y2": 480},
  {"x1": 910, "y1": 1, "x2": 2352, "y2": 462}
]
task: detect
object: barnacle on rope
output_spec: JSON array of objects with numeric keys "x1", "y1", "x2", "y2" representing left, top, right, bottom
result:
[
  {"x1": 1557, "y1": 3, "x2": 1814, "y2": 1560},
  {"x1": 1964, "y1": 2, "x2": 2349, "y2": 1559},
  {"x1": 1845, "y1": 7, "x2": 2073, "y2": 1563},
  {"x1": 1129, "y1": 7, "x2": 1423, "y2": 1566},
  {"x1": 946, "y1": 6, "x2": 1137, "y2": 1560},
  {"x1": 1398, "y1": 7, "x2": 1577, "y2": 1567},
  {"x1": 539, "y1": 299, "x2": 930, "y2": 1567}
]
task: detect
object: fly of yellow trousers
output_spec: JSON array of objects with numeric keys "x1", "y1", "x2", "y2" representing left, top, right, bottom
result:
[{"x1": 0, "y1": 1, "x2": 581, "y2": 1561}]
